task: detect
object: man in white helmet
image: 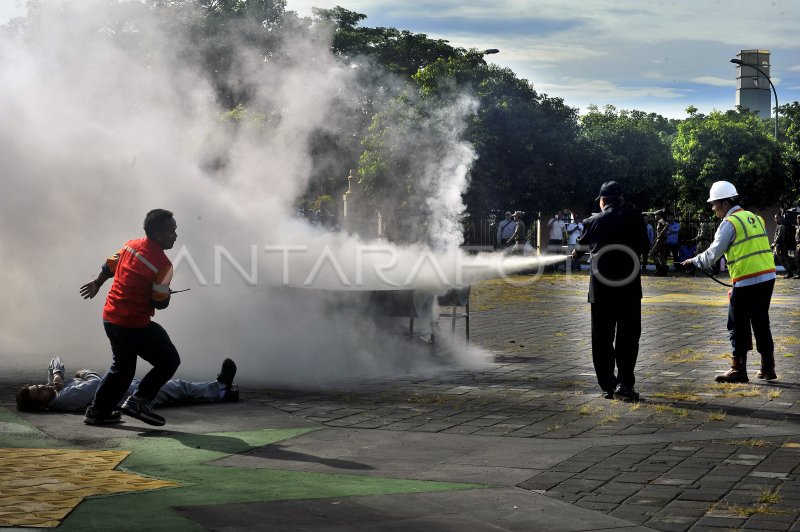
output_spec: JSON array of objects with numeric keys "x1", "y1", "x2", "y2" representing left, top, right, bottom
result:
[{"x1": 680, "y1": 181, "x2": 777, "y2": 382}]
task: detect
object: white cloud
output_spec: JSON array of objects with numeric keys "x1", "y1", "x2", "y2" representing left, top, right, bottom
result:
[
  {"x1": 691, "y1": 76, "x2": 735, "y2": 87},
  {"x1": 538, "y1": 78, "x2": 687, "y2": 100}
]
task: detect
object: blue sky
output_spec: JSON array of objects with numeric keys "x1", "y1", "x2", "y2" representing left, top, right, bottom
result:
[
  {"x1": 288, "y1": 0, "x2": 800, "y2": 119},
  {"x1": 3, "y1": 0, "x2": 798, "y2": 119}
]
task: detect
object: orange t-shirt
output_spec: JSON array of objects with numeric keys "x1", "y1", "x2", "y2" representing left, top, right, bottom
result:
[{"x1": 102, "y1": 237, "x2": 172, "y2": 328}]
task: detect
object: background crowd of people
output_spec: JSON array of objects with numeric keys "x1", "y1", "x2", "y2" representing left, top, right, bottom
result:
[{"x1": 493, "y1": 207, "x2": 799, "y2": 279}]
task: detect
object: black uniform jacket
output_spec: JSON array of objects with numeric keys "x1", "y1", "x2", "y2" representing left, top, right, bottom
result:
[{"x1": 577, "y1": 205, "x2": 651, "y2": 304}]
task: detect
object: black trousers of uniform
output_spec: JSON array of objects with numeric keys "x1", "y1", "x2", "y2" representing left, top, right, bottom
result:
[
  {"x1": 590, "y1": 299, "x2": 641, "y2": 391},
  {"x1": 727, "y1": 279, "x2": 774, "y2": 359},
  {"x1": 92, "y1": 321, "x2": 181, "y2": 413}
]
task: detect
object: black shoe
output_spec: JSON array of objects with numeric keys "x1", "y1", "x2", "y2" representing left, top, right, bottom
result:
[
  {"x1": 84, "y1": 407, "x2": 122, "y2": 425},
  {"x1": 601, "y1": 389, "x2": 615, "y2": 400},
  {"x1": 216, "y1": 358, "x2": 237, "y2": 387},
  {"x1": 223, "y1": 384, "x2": 240, "y2": 402},
  {"x1": 613, "y1": 384, "x2": 640, "y2": 402},
  {"x1": 756, "y1": 368, "x2": 777, "y2": 380},
  {"x1": 121, "y1": 395, "x2": 165, "y2": 426}
]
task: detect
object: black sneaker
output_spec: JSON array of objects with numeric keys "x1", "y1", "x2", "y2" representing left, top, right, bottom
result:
[
  {"x1": 613, "y1": 384, "x2": 640, "y2": 402},
  {"x1": 223, "y1": 384, "x2": 239, "y2": 402},
  {"x1": 216, "y1": 358, "x2": 237, "y2": 387},
  {"x1": 84, "y1": 407, "x2": 122, "y2": 425},
  {"x1": 601, "y1": 389, "x2": 615, "y2": 399},
  {"x1": 121, "y1": 395, "x2": 165, "y2": 426}
]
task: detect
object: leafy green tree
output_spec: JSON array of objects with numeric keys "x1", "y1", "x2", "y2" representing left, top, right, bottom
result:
[
  {"x1": 672, "y1": 109, "x2": 787, "y2": 211},
  {"x1": 314, "y1": 6, "x2": 459, "y2": 77},
  {"x1": 779, "y1": 101, "x2": 800, "y2": 206},
  {"x1": 301, "y1": 7, "x2": 466, "y2": 212},
  {"x1": 412, "y1": 52, "x2": 581, "y2": 217},
  {"x1": 576, "y1": 105, "x2": 676, "y2": 213}
]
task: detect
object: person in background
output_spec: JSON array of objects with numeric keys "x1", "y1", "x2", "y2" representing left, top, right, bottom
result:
[
  {"x1": 666, "y1": 211, "x2": 681, "y2": 270},
  {"x1": 505, "y1": 211, "x2": 527, "y2": 255},
  {"x1": 795, "y1": 214, "x2": 800, "y2": 276},
  {"x1": 649, "y1": 209, "x2": 669, "y2": 276},
  {"x1": 642, "y1": 214, "x2": 654, "y2": 272},
  {"x1": 496, "y1": 211, "x2": 516, "y2": 250},
  {"x1": 573, "y1": 181, "x2": 650, "y2": 401},
  {"x1": 565, "y1": 211, "x2": 584, "y2": 271},
  {"x1": 772, "y1": 213, "x2": 797, "y2": 279},
  {"x1": 79, "y1": 209, "x2": 181, "y2": 427},
  {"x1": 547, "y1": 210, "x2": 567, "y2": 271},
  {"x1": 16, "y1": 356, "x2": 238, "y2": 413},
  {"x1": 680, "y1": 181, "x2": 777, "y2": 383}
]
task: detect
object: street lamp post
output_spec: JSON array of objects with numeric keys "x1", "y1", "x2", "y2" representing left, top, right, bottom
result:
[{"x1": 730, "y1": 58, "x2": 779, "y2": 139}]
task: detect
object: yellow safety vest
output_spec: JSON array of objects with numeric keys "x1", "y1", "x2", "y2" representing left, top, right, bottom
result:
[{"x1": 724, "y1": 209, "x2": 775, "y2": 283}]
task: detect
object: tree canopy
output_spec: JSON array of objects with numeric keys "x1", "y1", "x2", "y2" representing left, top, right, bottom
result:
[{"x1": 4, "y1": 0, "x2": 799, "y2": 234}]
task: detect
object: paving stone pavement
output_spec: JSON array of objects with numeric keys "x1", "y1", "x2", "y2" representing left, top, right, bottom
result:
[
  {"x1": 2, "y1": 271, "x2": 799, "y2": 530},
  {"x1": 240, "y1": 273, "x2": 800, "y2": 531}
]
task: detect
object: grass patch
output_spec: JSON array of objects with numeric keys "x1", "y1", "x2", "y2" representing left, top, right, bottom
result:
[
  {"x1": 554, "y1": 331, "x2": 566, "y2": 337},
  {"x1": 597, "y1": 415, "x2": 619, "y2": 425},
  {"x1": 783, "y1": 353, "x2": 796, "y2": 358},
  {"x1": 665, "y1": 348, "x2": 705, "y2": 364},
  {"x1": 578, "y1": 405, "x2": 603, "y2": 416},
  {"x1": 710, "y1": 383, "x2": 761, "y2": 398},
  {"x1": 707, "y1": 410, "x2": 726, "y2": 422},
  {"x1": 555, "y1": 380, "x2": 583, "y2": 388},
  {"x1": 775, "y1": 335, "x2": 800, "y2": 345},
  {"x1": 728, "y1": 439, "x2": 773, "y2": 447},
  {"x1": 652, "y1": 390, "x2": 701, "y2": 402},
  {"x1": 767, "y1": 390, "x2": 782, "y2": 400},
  {"x1": 712, "y1": 503, "x2": 789, "y2": 517},
  {"x1": 757, "y1": 486, "x2": 781, "y2": 505},
  {"x1": 547, "y1": 423, "x2": 564, "y2": 431}
]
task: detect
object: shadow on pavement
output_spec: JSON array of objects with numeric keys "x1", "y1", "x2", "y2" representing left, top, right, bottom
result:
[{"x1": 239, "y1": 443, "x2": 375, "y2": 471}]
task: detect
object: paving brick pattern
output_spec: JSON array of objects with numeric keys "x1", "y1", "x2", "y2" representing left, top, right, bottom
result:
[
  {"x1": 247, "y1": 273, "x2": 800, "y2": 531},
  {"x1": 2, "y1": 272, "x2": 798, "y2": 531}
]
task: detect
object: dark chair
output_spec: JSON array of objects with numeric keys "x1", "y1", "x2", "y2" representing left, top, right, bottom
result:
[
  {"x1": 436, "y1": 287, "x2": 471, "y2": 343},
  {"x1": 368, "y1": 290, "x2": 422, "y2": 338}
]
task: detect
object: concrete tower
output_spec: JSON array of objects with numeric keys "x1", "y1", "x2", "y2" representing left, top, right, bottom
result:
[{"x1": 734, "y1": 49, "x2": 772, "y2": 117}]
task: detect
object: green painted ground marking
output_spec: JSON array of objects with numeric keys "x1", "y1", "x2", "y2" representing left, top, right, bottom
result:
[
  {"x1": 63, "y1": 428, "x2": 484, "y2": 530},
  {"x1": 0, "y1": 408, "x2": 485, "y2": 530},
  {"x1": 0, "y1": 406, "x2": 57, "y2": 448}
]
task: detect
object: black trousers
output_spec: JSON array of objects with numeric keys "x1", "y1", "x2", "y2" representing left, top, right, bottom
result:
[
  {"x1": 591, "y1": 299, "x2": 641, "y2": 391},
  {"x1": 92, "y1": 321, "x2": 181, "y2": 412},
  {"x1": 727, "y1": 279, "x2": 774, "y2": 359}
]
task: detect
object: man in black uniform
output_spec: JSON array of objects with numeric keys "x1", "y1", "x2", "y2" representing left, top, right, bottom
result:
[{"x1": 573, "y1": 181, "x2": 651, "y2": 401}]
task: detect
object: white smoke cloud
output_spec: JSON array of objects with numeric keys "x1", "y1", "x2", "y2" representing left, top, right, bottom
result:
[{"x1": 0, "y1": 1, "x2": 559, "y2": 386}]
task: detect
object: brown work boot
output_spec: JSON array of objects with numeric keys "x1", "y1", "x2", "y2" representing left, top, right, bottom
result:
[
  {"x1": 715, "y1": 357, "x2": 749, "y2": 383},
  {"x1": 756, "y1": 368, "x2": 777, "y2": 380}
]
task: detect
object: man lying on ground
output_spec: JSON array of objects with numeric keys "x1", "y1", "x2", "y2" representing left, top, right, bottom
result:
[{"x1": 16, "y1": 356, "x2": 238, "y2": 414}]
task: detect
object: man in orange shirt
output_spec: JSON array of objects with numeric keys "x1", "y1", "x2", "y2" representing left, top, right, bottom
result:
[{"x1": 79, "y1": 209, "x2": 182, "y2": 426}]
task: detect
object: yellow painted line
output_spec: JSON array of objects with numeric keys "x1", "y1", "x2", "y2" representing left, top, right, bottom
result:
[
  {"x1": 644, "y1": 293, "x2": 728, "y2": 306},
  {"x1": 644, "y1": 293, "x2": 793, "y2": 307},
  {"x1": 0, "y1": 448, "x2": 179, "y2": 528}
]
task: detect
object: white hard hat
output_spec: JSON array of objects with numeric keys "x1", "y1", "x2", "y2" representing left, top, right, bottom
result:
[{"x1": 707, "y1": 181, "x2": 738, "y2": 202}]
